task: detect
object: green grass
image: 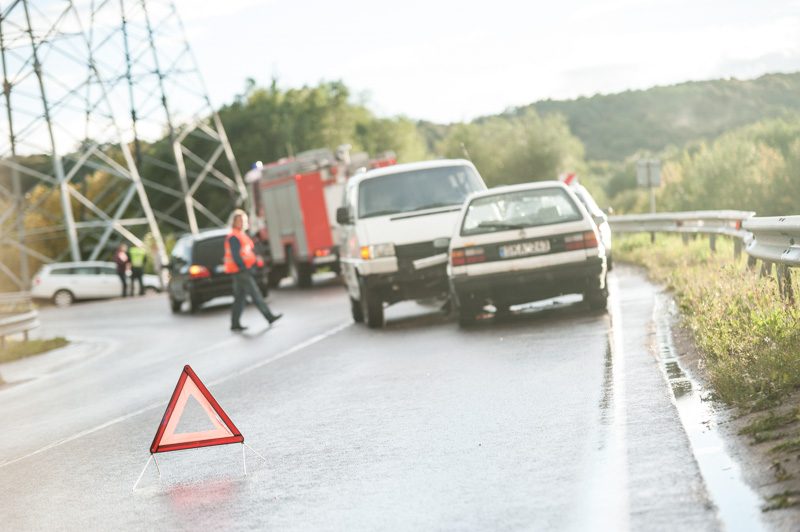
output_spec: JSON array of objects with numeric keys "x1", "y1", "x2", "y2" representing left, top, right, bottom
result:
[
  {"x1": 0, "y1": 337, "x2": 69, "y2": 364},
  {"x1": 740, "y1": 409, "x2": 799, "y2": 439},
  {"x1": 617, "y1": 234, "x2": 800, "y2": 409},
  {"x1": 763, "y1": 490, "x2": 800, "y2": 511},
  {"x1": 770, "y1": 438, "x2": 800, "y2": 455}
]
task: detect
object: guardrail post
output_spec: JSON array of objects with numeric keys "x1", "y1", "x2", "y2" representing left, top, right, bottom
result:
[
  {"x1": 709, "y1": 234, "x2": 716, "y2": 253},
  {"x1": 747, "y1": 255, "x2": 757, "y2": 271},
  {"x1": 650, "y1": 232, "x2": 655, "y2": 244},
  {"x1": 734, "y1": 238, "x2": 742, "y2": 261},
  {"x1": 760, "y1": 261, "x2": 773, "y2": 277},
  {"x1": 681, "y1": 234, "x2": 689, "y2": 245},
  {"x1": 777, "y1": 265, "x2": 795, "y2": 304}
]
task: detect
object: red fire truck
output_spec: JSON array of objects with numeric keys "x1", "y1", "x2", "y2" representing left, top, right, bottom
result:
[{"x1": 246, "y1": 146, "x2": 396, "y2": 288}]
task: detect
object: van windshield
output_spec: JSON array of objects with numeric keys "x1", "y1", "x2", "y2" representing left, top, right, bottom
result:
[
  {"x1": 461, "y1": 187, "x2": 583, "y2": 236},
  {"x1": 358, "y1": 165, "x2": 484, "y2": 219}
]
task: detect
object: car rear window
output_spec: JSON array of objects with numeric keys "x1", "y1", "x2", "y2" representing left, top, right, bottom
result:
[
  {"x1": 192, "y1": 237, "x2": 226, "y2": 267},
  {"x1": 358, "y1": 165, "x2": 484, "y2": 218},
  {"x1": 461, "y1": 187, "x2": 584, "y2": 236}
]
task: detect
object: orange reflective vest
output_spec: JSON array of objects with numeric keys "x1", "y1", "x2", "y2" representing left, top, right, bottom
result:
[{"x1": 223, "y1": 229, "x2": 257, "y2": 273}]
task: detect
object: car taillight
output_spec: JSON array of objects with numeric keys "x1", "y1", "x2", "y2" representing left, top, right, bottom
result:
[
  {"x1": 256, "y1": 257, "x2": 265, "y2": 268},
  {"x1": 583, "y1": 231, "x2": 598, "y2": 249},
  {"x1": 565, "y1": 231, "x2": 599, "y2": 251},
  {"x1": 188, "y1": 264, "x2": 211, "y2": 279},
  {"x1": 451, "y1": 246, "x2": 485, "y2": 266},
  {"x1": 315, "y1": 248, "x2": 331, "y2": 257}
]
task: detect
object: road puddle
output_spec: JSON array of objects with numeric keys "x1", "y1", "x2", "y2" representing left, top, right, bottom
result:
[
  {"x1": 653, "y1": 294, "x2": 765, "y2": 532},
  {"x1": 569, "y1": 275, "x2": 629, "y2": 530}
]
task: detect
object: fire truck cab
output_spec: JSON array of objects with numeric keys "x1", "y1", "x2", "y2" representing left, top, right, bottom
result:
[{"x1": 246, "y1": 146, "x2": 396, "y2": 288}]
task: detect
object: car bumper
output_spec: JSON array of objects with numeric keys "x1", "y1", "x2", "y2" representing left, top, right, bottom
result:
[
  {"x1": 451, "y1": 257, "x2": 605, "y2": 307},
  {"x1": 363, "y1": 264, "x2": 450, "y2": 303},
  {"x1": 173, "y1": 269, "x2": 269, "y2": 303}
]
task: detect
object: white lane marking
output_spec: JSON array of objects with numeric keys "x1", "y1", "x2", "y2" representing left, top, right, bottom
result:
[{"x1": 0, "y1": 321, "x2": 352, "y2": 470}]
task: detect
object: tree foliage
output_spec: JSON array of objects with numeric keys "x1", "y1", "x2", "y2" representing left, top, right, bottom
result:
[
  {"x1": 437, "y1": 109, "x2": 585, "y2": 188},
  {"x1": 659, "y1": 118, "x2": 800, "y2": 215},
  {"x1": 524, "y1": 72, "x2": 800, "y2": 161}
]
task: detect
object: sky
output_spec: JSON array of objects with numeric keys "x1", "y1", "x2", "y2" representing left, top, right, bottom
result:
[{"x1": 171, "y1": 0, "x2": 800, "y2": 123}]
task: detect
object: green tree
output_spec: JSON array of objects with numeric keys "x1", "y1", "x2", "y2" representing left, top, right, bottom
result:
[{"x1": 437, "y1": 108, "x2": 585, "y2": 187}]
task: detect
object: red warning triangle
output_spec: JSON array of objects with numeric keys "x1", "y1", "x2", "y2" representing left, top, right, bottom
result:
[{"x1": 150, "y1": 365, "x2": 243, "y2": 454}]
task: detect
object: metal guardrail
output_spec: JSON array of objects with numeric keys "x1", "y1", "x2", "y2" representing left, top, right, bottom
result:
[
  {"x1": 609, "y1": 210, "x2": 754, "y2": 238},
  {"x1": 609, "y1": 211, "x2": 798, "y2": 303},
  {"x1": 743, "y1": 216, "x2": 800, "y2": 302},
  {"x1": 609, "y1": 210, "x2": 755, "y2": 257},
  {"x1": 743, "y1": 216, "x2": 800, "y2": 266},
  {"x1": 0, "y1": 292, "x2": 39, "y2": 348}
]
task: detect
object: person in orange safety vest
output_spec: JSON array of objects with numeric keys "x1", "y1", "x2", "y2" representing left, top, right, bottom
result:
[{"x1": 225, "y1": 209, "x2": 282, "y2": 332}]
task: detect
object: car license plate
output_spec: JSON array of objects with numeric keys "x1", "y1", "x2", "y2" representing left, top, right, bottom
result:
[{"x1": 499, "y1": 239, "x2": 551, "y2": 258}]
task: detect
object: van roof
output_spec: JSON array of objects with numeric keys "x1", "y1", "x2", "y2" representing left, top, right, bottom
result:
[{"x1": 349, "y1": 159, "x2": 476, "y2": 186}]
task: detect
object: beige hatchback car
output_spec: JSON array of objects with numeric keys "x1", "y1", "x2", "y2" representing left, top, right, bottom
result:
[{"x1": 448, "y1": 181, "x2": 609, "y2": 325}]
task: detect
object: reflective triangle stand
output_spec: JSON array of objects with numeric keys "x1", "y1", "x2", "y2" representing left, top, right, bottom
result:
[
  {"x1": 242, "y1": 443, "x2": 268, "y2": 476},
  {"x1": 132, "y1": 454, "x2": 154, "y2": 492},
  {"x1": 132, "y1": 444, "x2": 268, "y2": 491}
]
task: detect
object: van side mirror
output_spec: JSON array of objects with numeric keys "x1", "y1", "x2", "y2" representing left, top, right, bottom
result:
[
  {"x1": 336, "y1": 206, "x2": 352, "y2": 225},
  {"x1": 592, "y1": 214, "x2": 606, "y2": 227}
]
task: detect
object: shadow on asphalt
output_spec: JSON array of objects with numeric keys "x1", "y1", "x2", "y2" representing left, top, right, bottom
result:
[{"x1": 380, "y1": 295, "x2": 608, "y2": 333}]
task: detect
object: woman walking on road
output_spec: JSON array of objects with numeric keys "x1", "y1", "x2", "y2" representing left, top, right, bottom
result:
[
  {"x1": 114, "y1": 244, "x2": 130, "y2": 297},
  {"x1": 224, "y1": 209, "x2": 283, "y2": 332}
]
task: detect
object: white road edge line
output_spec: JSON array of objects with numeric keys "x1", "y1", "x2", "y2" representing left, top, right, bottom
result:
[{"x1": 0, "y1": 321, "x2": 352, "y2": 470}]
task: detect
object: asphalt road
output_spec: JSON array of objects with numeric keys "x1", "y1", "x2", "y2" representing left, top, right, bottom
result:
[{"x1": 1, "y1": 267, "x2": 724, "y2": 530}]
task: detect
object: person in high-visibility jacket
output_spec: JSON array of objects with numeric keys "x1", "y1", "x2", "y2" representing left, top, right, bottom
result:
[
  {"x1": 224, "y1": 209, "x2": 282, "y2": 332},
  {"x1": 128, "y1": 245, "x2": 147, "y2": 296}
]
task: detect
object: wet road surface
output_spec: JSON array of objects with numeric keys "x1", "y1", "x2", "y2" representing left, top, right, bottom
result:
[{"x1": 1, "y1": 268, "x2": 728, "y2": 530}]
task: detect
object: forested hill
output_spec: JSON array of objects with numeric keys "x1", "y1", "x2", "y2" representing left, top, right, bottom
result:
[{"x1": 510, "y1": 72, "x2": 800, "y2": 161}]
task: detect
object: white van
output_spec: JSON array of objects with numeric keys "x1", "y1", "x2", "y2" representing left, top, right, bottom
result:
[{"x1": 336, "y1": 160, "x2": 487, "y2": 327}]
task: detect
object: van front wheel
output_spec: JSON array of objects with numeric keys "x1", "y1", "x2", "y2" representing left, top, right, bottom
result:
[{"x1": 359, "y1": 278, "x2": 384, "y2": 328}]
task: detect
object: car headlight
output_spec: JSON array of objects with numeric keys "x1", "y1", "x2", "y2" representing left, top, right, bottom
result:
[{"x1": 359, "y1": 243, "x2": 395, "y2": 260}]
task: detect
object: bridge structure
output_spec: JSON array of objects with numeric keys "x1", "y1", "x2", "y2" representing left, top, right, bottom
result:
[{"x1": 0, "y1": 0, "x2": 246, "y2": 290}]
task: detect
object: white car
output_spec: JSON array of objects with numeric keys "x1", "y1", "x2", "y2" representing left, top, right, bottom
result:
[
  {"x1": 448, "y1": 181, "x2": 609, "y2": 325},
  {"x1": 31, "y1": 261, "x2": 161, "y2": 306},
  {"x1": 336, "y1": 159, "x2": 487, "y2": 328},
  {"x1": 568, "y1": 182, "x2": 613, "y2": 269}
]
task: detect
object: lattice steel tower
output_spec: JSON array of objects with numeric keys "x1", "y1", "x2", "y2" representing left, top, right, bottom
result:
[{"x1": 0, "y1": 0, "x2": 246, "y2": 290}]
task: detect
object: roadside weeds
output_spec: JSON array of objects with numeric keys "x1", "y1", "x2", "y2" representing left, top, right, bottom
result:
[{"x1": 0, "y1": 337, "x2": 69, "y2": 364}]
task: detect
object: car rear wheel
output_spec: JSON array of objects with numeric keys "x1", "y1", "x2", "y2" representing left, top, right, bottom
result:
[
  {"x1": 359, "y1": 278, "x2": 383, "y2": 328},
  {"x1": 585, "y1": 286, "x2": 609, "y2": 311},
  {"x1": 169, "y1": 296, "x2": 182, "y2": 313},
  {"x1": 189, "y1": 296, "x2": 202, "y2": 314},
  {"x1": 53, "y1": 289, "x2": 74, "y2": 307},
  {"x1": 350, "y1": 296, "x2": 364, "y2": 323},
  {"x1": 457, "y1": 305, "x2": 477, "y2": 327},
  {"x1": 454, "y1": 290, "x2": 478, "y2": 326}
]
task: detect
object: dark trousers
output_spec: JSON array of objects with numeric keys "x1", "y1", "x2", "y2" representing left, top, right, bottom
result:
[
  {"x1": 231, "y1": 271, "x2": 274, "y2": 327},
  {"x1": 117, "y1": 271, "x2": 127, "y2": 297},
  {"x1": 130, "y1": 267, "x2": 144, "y2": 296}
]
